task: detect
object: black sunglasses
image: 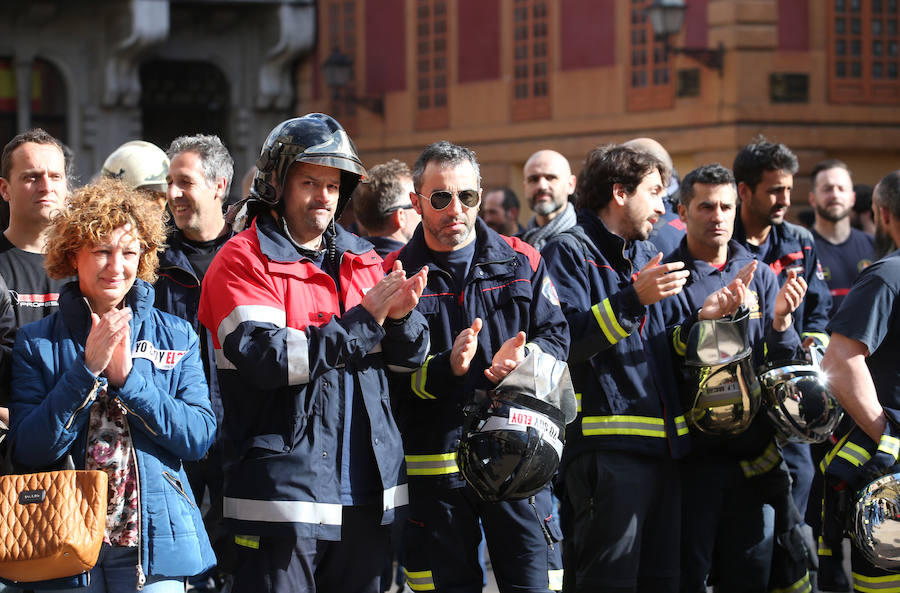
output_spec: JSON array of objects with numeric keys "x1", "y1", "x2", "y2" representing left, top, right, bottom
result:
[{"x1": 416, "y1": 189, "x2": 481, "y2": 211}]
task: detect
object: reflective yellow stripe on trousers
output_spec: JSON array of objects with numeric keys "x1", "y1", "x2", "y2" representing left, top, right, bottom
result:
[
  {"x1": 549, "y1": 568, "x2": 563, "y2": 591},
  {"x1": 770, "y1": 571, "x2": 812, "y2": 593},
  {"x1": 853, "y1": 572, "x2": 900, "y2": 593},
  {"x1": 582, "y1": 415, "x2": 667, "y2": 438},
  {"x1": 404, "y1": 569, "x2": 436, "y2": 591},
  {"x1": 405, "y1": 453, "x2": 459, "y2": 476}
]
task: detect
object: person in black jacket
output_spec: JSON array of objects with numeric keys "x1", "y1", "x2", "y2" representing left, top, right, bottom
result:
[
  {"x1": 731, "y1": 138, "x2": 832, "y2": 560},
  {"x1": 662, "y1": 164, "x2": 809, "y2": 593},
  {"x1": 155, "y1": 134, "x2": 234, "y2": 591}
]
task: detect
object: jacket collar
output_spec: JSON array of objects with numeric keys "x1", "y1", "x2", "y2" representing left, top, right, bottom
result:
[
  {"x1": 253, "y1": 211, "x2": 374, "y2": 264},
  {"x1": 733, "y1": 205, "x2": 794, "y2": 252},
  {"x1": 59, "y1": 278, "x2": 155, "y2": 343},
  {"x1": 397, "y1": 217, "x2": 516, "y2": 274},
  {"x1": 675, "y1": 238, "x2": 755, "y2": 279},
  {"x1": 577, "y1": 208, "x2": 642, "y2": 270},
  {"x1": 159, "y1": 226, "x2": 235, "y2": 271}
]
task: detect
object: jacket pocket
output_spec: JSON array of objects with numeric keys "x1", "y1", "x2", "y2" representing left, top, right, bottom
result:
[
  {"x1": 239, "y1": 434, "x2": 287, "y2": 460},
  {"x1": 162, "y1": 471, "x2": 197, "y2": 508},
  {"x1": 481, "y1": 276, "x2": 533, "y2": 311}
]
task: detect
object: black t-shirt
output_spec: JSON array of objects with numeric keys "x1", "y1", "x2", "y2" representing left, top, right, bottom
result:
[
  {"x1": 180, "y1": 234, "x2": 232, "y2": 283},
  {"x1": 811, "y1": 227, "x2": 874, "y2": 316},
  {"x1": 828, "y1": 250, "x2": 900, "y2": 408},
  {"x1": 0, "y1": 234, "x2": 70, "y2": 330}
]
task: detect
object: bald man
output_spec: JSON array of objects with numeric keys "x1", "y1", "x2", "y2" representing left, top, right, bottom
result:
[
  {"x1": 624, "y1": 138, "x2": 684, "y2": 256},
  {"x1": 521, "y1": 149, "x2": 577, "y2": 250}
]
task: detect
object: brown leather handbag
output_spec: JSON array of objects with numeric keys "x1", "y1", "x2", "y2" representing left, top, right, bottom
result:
[{"x1": 0, "y1": 441, "x2": 108, "y2": 583}]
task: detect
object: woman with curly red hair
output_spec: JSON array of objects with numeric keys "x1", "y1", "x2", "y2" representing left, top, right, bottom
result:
[{"x1": 9, "y1": 177, "x2": 216, "y2": 592}]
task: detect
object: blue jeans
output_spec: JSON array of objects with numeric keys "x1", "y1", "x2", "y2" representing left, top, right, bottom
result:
[{"x1": 47, "y1": 545, "x2": 185, "y2": 593}]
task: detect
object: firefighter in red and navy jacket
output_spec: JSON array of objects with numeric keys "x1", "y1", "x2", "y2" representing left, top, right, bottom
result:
[
  {"x1": 197, "y1": 114, "x2": 430, "y2": 593},
  {"x1": 731, "y1": 137, "x2": 833, "y2": 527},
  {"x1": 383, "y1": 141, "x2": 569, "y2": 593},
  {"x1": 540, "y1": 145, "x2": 748, "y2": 593}
]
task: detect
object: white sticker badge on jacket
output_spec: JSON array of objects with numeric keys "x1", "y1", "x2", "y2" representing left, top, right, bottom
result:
[{"x1": 132, "y1": 340, "x2": 187, "y2": 370}]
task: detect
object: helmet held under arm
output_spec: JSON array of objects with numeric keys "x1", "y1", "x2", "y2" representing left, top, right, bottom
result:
[
  {"x1": 758, "y1": 345, "x2": 842, "y2": 444},
  {"x1": 457, "y1": 351, "x2": 576, "y2": 502},
  {"x1": 681, "y1": 307, "x2": 762, "y2": 436}
]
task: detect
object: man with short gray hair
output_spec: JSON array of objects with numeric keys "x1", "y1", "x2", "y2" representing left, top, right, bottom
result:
[{"x1": 154, "y1": 133, "x2": 235, "y2": 591}]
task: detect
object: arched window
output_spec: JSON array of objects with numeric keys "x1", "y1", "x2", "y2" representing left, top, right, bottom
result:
[{"x1": 31, "y1": 59, "x2": 68, "y2": 142}]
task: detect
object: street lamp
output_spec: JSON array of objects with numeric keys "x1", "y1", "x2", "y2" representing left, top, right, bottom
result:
[
  {"x1": 645, "y1": 0, "x2": 724, "y2": 75},
  {"x1": 322, "y1": 47, "x2": 384, "y2": 116}
]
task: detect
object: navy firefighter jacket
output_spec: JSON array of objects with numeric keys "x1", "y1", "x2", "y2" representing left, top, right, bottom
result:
[
  {"x1": 541, "y1": 209, "x2": 691, "y2": 467},
  {"x1": 383, "y1": 218, "x2": 570, "y2": 490},
  {"x1": 662, "y1": 238, "x2": 802, "y2": 461}
]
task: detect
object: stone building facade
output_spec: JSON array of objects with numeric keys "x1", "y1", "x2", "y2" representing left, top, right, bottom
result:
[
  {"x1": 298, "y1": 0, "x2": 900, "y2": 218},
  {"x1": 0, "y1": 0, "x2": 315, "y2": 195}
]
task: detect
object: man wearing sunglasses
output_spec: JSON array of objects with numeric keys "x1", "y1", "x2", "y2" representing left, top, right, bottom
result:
[
  {"x1": 383, "y1": 141, "x2": 570, "y2": 593},
  {"x1": 352, "y1": 159, "x2": 420, "y2": 258}
]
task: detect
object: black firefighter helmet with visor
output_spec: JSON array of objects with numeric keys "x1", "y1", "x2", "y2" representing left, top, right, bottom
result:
[
  {"x1": 252, "y1": 113, "x2": 366, "y2": 220},
  {"x1": 458, "y1": 390, "x2": 566, "y2": 503},
  {"x1": 456, "y1": 351, "x2": 577, "y2": 503}
]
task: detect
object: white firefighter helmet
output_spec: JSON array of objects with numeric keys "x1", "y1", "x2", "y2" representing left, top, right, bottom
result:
[{"x1": 101, "y1": 140, "x2": 169, "y2": 194}]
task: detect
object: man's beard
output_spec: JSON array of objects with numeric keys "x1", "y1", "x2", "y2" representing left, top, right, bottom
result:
[
  {"x1": 532, "y1": 192, "x2": 563, "y2": 216},
  {"x1": 816, "y1": 203, "x2": 850, "y2": 223},
  {"x1": 425, "y1": 215, "x2": 474, "y2": 248}
]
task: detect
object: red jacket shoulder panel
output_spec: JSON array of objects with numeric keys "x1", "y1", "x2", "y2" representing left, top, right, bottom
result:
[{"x1": 501, "y1": 235, "x2": 541, "y2": 272}]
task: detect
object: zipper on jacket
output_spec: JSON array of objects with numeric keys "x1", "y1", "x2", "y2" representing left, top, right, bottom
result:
[
  {"x1": 124, "y1": 415, "x2": 147, "y2": 590},
  {"x1": 64, "y1": 378, "x2": 102, "y2": 430},
  {"x1": 620, "y1": 244, "x2": 634, "y2": 279},
  {"x1": 115, "y1": 398, "x2": 159, "y2": 436},
  {"x1": 162, "y1": 471, "x2": 197, "y2": 507}
]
